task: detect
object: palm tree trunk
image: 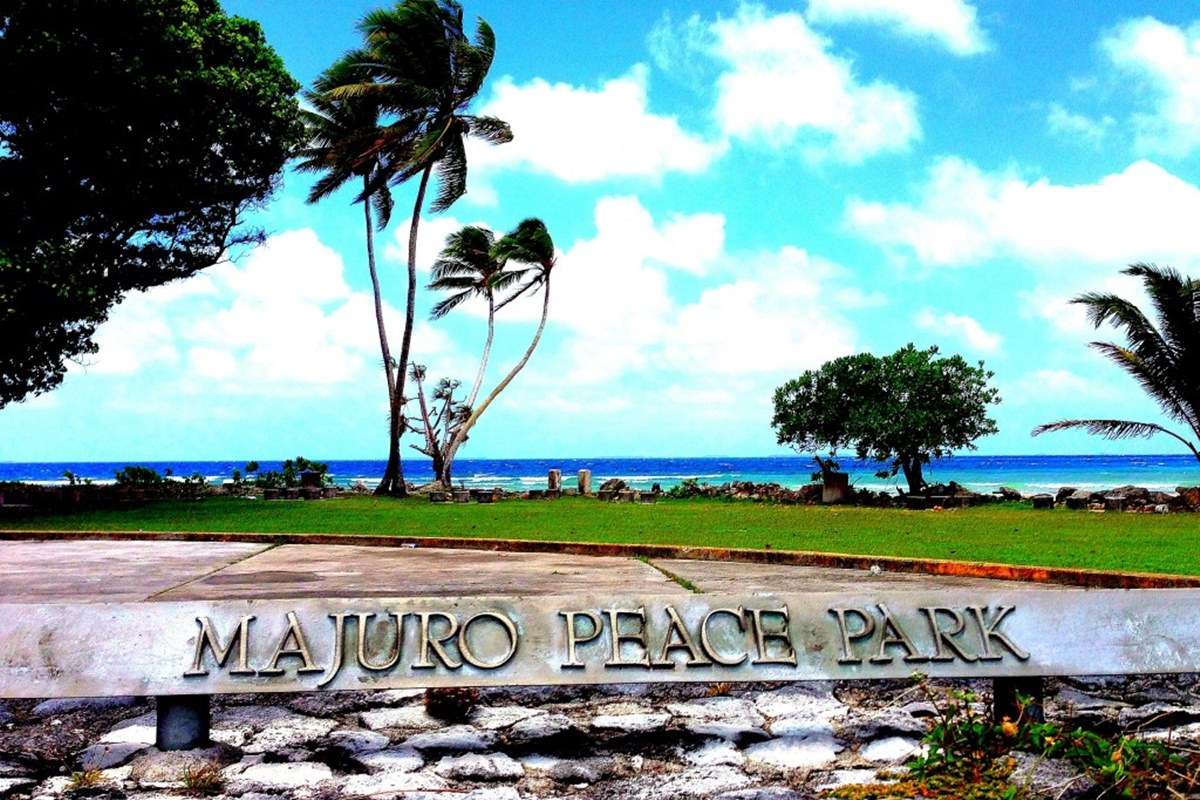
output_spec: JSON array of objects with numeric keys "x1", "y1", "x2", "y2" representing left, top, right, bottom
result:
[
  {"x1": 437, "y1": 290, "x2": 495, "y2": 485},
  {"x1": 377, "y1": 164, "x2": 432, "y2": 496},
  {"x1": 361, "y1": 179, "x2": 398, "y2": 485},
  {"x1": 442, "y1": 278, "x2": 551, "y2": 477},
  {"x1": 466, "y1": 289, "x2": 495, "y2": 409}
]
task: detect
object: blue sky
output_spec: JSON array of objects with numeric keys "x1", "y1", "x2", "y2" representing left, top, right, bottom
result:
[{"x1": 4, "y1": 0, "x2": 1200, "y2": 462}]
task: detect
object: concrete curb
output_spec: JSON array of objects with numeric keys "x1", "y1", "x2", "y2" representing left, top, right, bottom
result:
[{"x1": 2, "y1": 528, "x2": 1197, "y2": 589}]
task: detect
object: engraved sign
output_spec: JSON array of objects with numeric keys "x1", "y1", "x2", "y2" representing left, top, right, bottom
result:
[{"x1": 1, "y1": 589, "x2": 1199, "y2": 698}]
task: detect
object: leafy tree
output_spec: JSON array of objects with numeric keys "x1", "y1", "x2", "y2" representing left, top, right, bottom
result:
[
  {"x1": 312, "y1": 0, "x2": 511, "y2": 495},
  {"x1": 1033, "y1": 264, "x2": 1200, "y2": 462},
  {"x1": 0, "y1": 0, "x2": 303, "y2": 407},
  {"x1": 772, "y1": 345, "x2": 1001, "y2": 494},
  {"x1": 413, "y1": 219, "x2": 556, "y2": 484}
]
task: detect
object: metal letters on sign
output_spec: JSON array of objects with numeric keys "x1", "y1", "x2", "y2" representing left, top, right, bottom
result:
[{"x1": 0, "y1": 588, "x2": 1198, "y2": 698}]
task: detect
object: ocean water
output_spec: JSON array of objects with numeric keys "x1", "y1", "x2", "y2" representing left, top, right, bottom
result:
[{"x1": 1, "y1": 455, "x2": 1197, "y2": 494}]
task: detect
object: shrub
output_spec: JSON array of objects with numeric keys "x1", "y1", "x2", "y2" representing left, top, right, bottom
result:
[{"x1": 113, "y1": 465, "x2": 164, "y2": 487}]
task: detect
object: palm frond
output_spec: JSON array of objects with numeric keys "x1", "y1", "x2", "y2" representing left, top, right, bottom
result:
[
  {"x1": 463, "y1": 114, "x2": 512, "y2": 146},
  {"x1": 429, "y1": 257, "x2": 477, "y2": 279},
  {"x1": 492, "y1": 218, "x2": 555, "y2": 267},
  {"x1": 427, "y1": 275, "x2": 477, "y2": 291},
  {"x1": 370, "y1": 179, "x2": 394, "y2": 229},
  {"x1": 1032, "y1": 419, "x2": 1199, "y2": 457},
  {"x1": 454, "y1": 18, "x2": 496, "y2": 102},
  {"x1": 430, "y1": 288, "x2": 473, "y2": 320},
  {"x1": 1073, "y1": 292, "x2": 1169, "y2": 361},
  {"x1": 1089, "y1": 341, "x2": 1196, "y2": 430},
  {"x1": 430, "y1": 132, "x2": 467, "y2": 213}
]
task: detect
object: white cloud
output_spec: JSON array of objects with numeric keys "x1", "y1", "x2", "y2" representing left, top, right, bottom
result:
[
  {"x1": 1008, "y1": 369, "x2": 1119, "y2": 405},
  {"x1": 1102, "y1": 17, "x2": 1200, "y2": 157},
  {"x1": 647, "y1": 11, "x2": 712, "y2": 82},
  {"x1": 188, "y1": 347, "x2": 238, "y2": 380},
  {"x1": 469, "y1": 65, "x2": 724, "y2": 182},
  {"x1": 85, "y1": 295, "x2": 181, "y2": 375},
  {"x1": 806, "y1": 0, "x2": 989, "y2": 56},
  {"x1": 1018, "y1": 273, "x2": 1148, "y2": 338},
  {"x1": 1046, "y1": 103, "x2": 1114, "y2": 149},
  {"x1": 499, "y1": 196, "x2": 863, "y2": 390},
  {"x1": 846, "y1": 157, "x2": 1200, "y2": 268},
  {"x1": 664, "y1": 247, "x2": 860, "y2": 375},
  {"x1": 710, "y1": 4, "x2": 921, "y2": 162},
  {"x1": 915, "y1": 308, "x2": 1002, "y2": 354},
  {"x1": 88, "y1": 229, "x2": 459, "y2": 392}
]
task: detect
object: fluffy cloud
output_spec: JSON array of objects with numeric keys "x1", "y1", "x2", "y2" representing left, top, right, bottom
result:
[
  {"x1": 915, "y1": 309, "x2": 1002, "y2": 354},
  {"x1": 1102, "y1": 17, "x2": 1200, "y2": 157},
  {"x1": 1006, "y1": 369, "x2": 1120, "y2": 407},
  {"x1": 710, "y1": 5, "x2": 921, "y2": 161},
  {"x1": 496, "y1": 196, "x2": 864, "y2": 393},
  {"x1": 846, "y1": 157, "x2": 1200, "y2": 268},
  {"x1": 663, "y1": 247, "x2": 862, "y2": 375},
  {"x1": 806, "y1": 0, "x2": 989, "y2": 56},
  {"x1": 1046, "y1": 103, "x2": 1114, "y2": 149},
  {"x1": 87, "y1": 229, "x2": 457, "y2": 392},
  {"x1": 468, "y1": 65, "x2": 724, "y2": 183},
  {"x1": 1018, "y1": 272, "x2": 1148, "y2": 338}
]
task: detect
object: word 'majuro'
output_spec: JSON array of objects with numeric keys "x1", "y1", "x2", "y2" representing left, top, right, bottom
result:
[{"x1": 185, "y1": 610, "x2": 520, "y2": 687}]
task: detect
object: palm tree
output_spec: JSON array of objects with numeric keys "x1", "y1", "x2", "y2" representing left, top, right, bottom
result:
[
  {"x1": 428, "y1": 226, "x2": 527, "y2": 405},
  {"x1": 1033, "y1": 264, "x2": 1200, "y2": 462},
  {"x1": 295, "y1": 59, "x2": 401, "y2": 479},
  {"x1": 439, "y1": 218, "x2": 555, "y2": 479},
  {"x1": 330, "y1": 0, "x2": 511, "y2": 495}
]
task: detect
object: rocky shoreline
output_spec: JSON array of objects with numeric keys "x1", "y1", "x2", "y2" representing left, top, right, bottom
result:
[
  {"x1": 658, "y1": 478, "x2": 1200, "y2": 513},
  {"x1": 1, "y1": 675, "x2": 1197, "y2": 800}
]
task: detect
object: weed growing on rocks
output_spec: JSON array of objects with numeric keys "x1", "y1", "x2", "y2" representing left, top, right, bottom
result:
[
  {"x1": 828, "y1": 677, "x2": 1200, "y2": 799},
  {"x1": 179, "y1": 762, "x2": 224, "y2": 796}
]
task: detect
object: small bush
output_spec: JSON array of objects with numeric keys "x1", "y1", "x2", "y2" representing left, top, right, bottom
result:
[
  {"x1": 113, "y1": 465, "x2": 165, "y2": 487},
  {"x1": 67, "y1": 770, "x2": 104, "y2": 790},
  {"x1": 180, "y1": 762, "x2": 224, "y2": 796}
]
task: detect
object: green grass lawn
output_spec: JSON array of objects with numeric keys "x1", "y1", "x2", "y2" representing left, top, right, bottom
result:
[{"x1": 4, "y1": 495, "x2": 1199, "y2": 576}]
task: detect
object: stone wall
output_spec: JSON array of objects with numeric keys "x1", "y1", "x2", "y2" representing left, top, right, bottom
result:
[{"x1": 1, "y1": 675, "x2": 1197, "y2": 800}]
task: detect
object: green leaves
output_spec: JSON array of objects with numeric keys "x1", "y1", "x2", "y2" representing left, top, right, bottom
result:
[
  {"x1": 772, "y1": 345, "x2": 1001, "y2": 491},
  {"x1": 426, "y1": 219, "x2": 554, "y2": 320},
  {"x1": 308, "y1": 0, "x2": 510, "y2": 214},
  {"x1": 1, "y1": 0, "x2": 303, "y2": 407}
]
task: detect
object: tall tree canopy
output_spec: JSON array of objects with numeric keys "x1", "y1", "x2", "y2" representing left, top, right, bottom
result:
[
  {"x1": 772, "y1": 345, "x2": 1001, "y2": 494},
  {"x1": 0, "y1": 0, "x2": 303, "y2": 407},
  {"x1": 1034, "y1": 264, "x2": 1200, "y2": 462}
]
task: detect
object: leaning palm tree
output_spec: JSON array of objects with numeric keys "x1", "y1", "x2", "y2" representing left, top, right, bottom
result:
[
  {"x1": 330, "y1": 0, "x2": 511, "y2": 495},
  {"x1": 428, "y1": 225, "x2": 524, "y2": 409},
  {"x1": 438, "y1": 219, "x2": 556, "y2": 480},
  {"x1": 1033, "y1": 264, "x2": 1200, "y2": 462},
  {"x1": 295, "y1": 59, "x2": 401, "y2": 488}
]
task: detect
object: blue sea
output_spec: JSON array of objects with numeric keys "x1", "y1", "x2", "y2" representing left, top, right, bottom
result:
[{"x1": 1, "y1": 455, "x2": 1196, "y2": 494}]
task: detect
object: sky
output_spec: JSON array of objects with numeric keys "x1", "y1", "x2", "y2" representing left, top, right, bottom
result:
[{"x1": 4, "y1": 0, "x2": 1200, "y2": 462}]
